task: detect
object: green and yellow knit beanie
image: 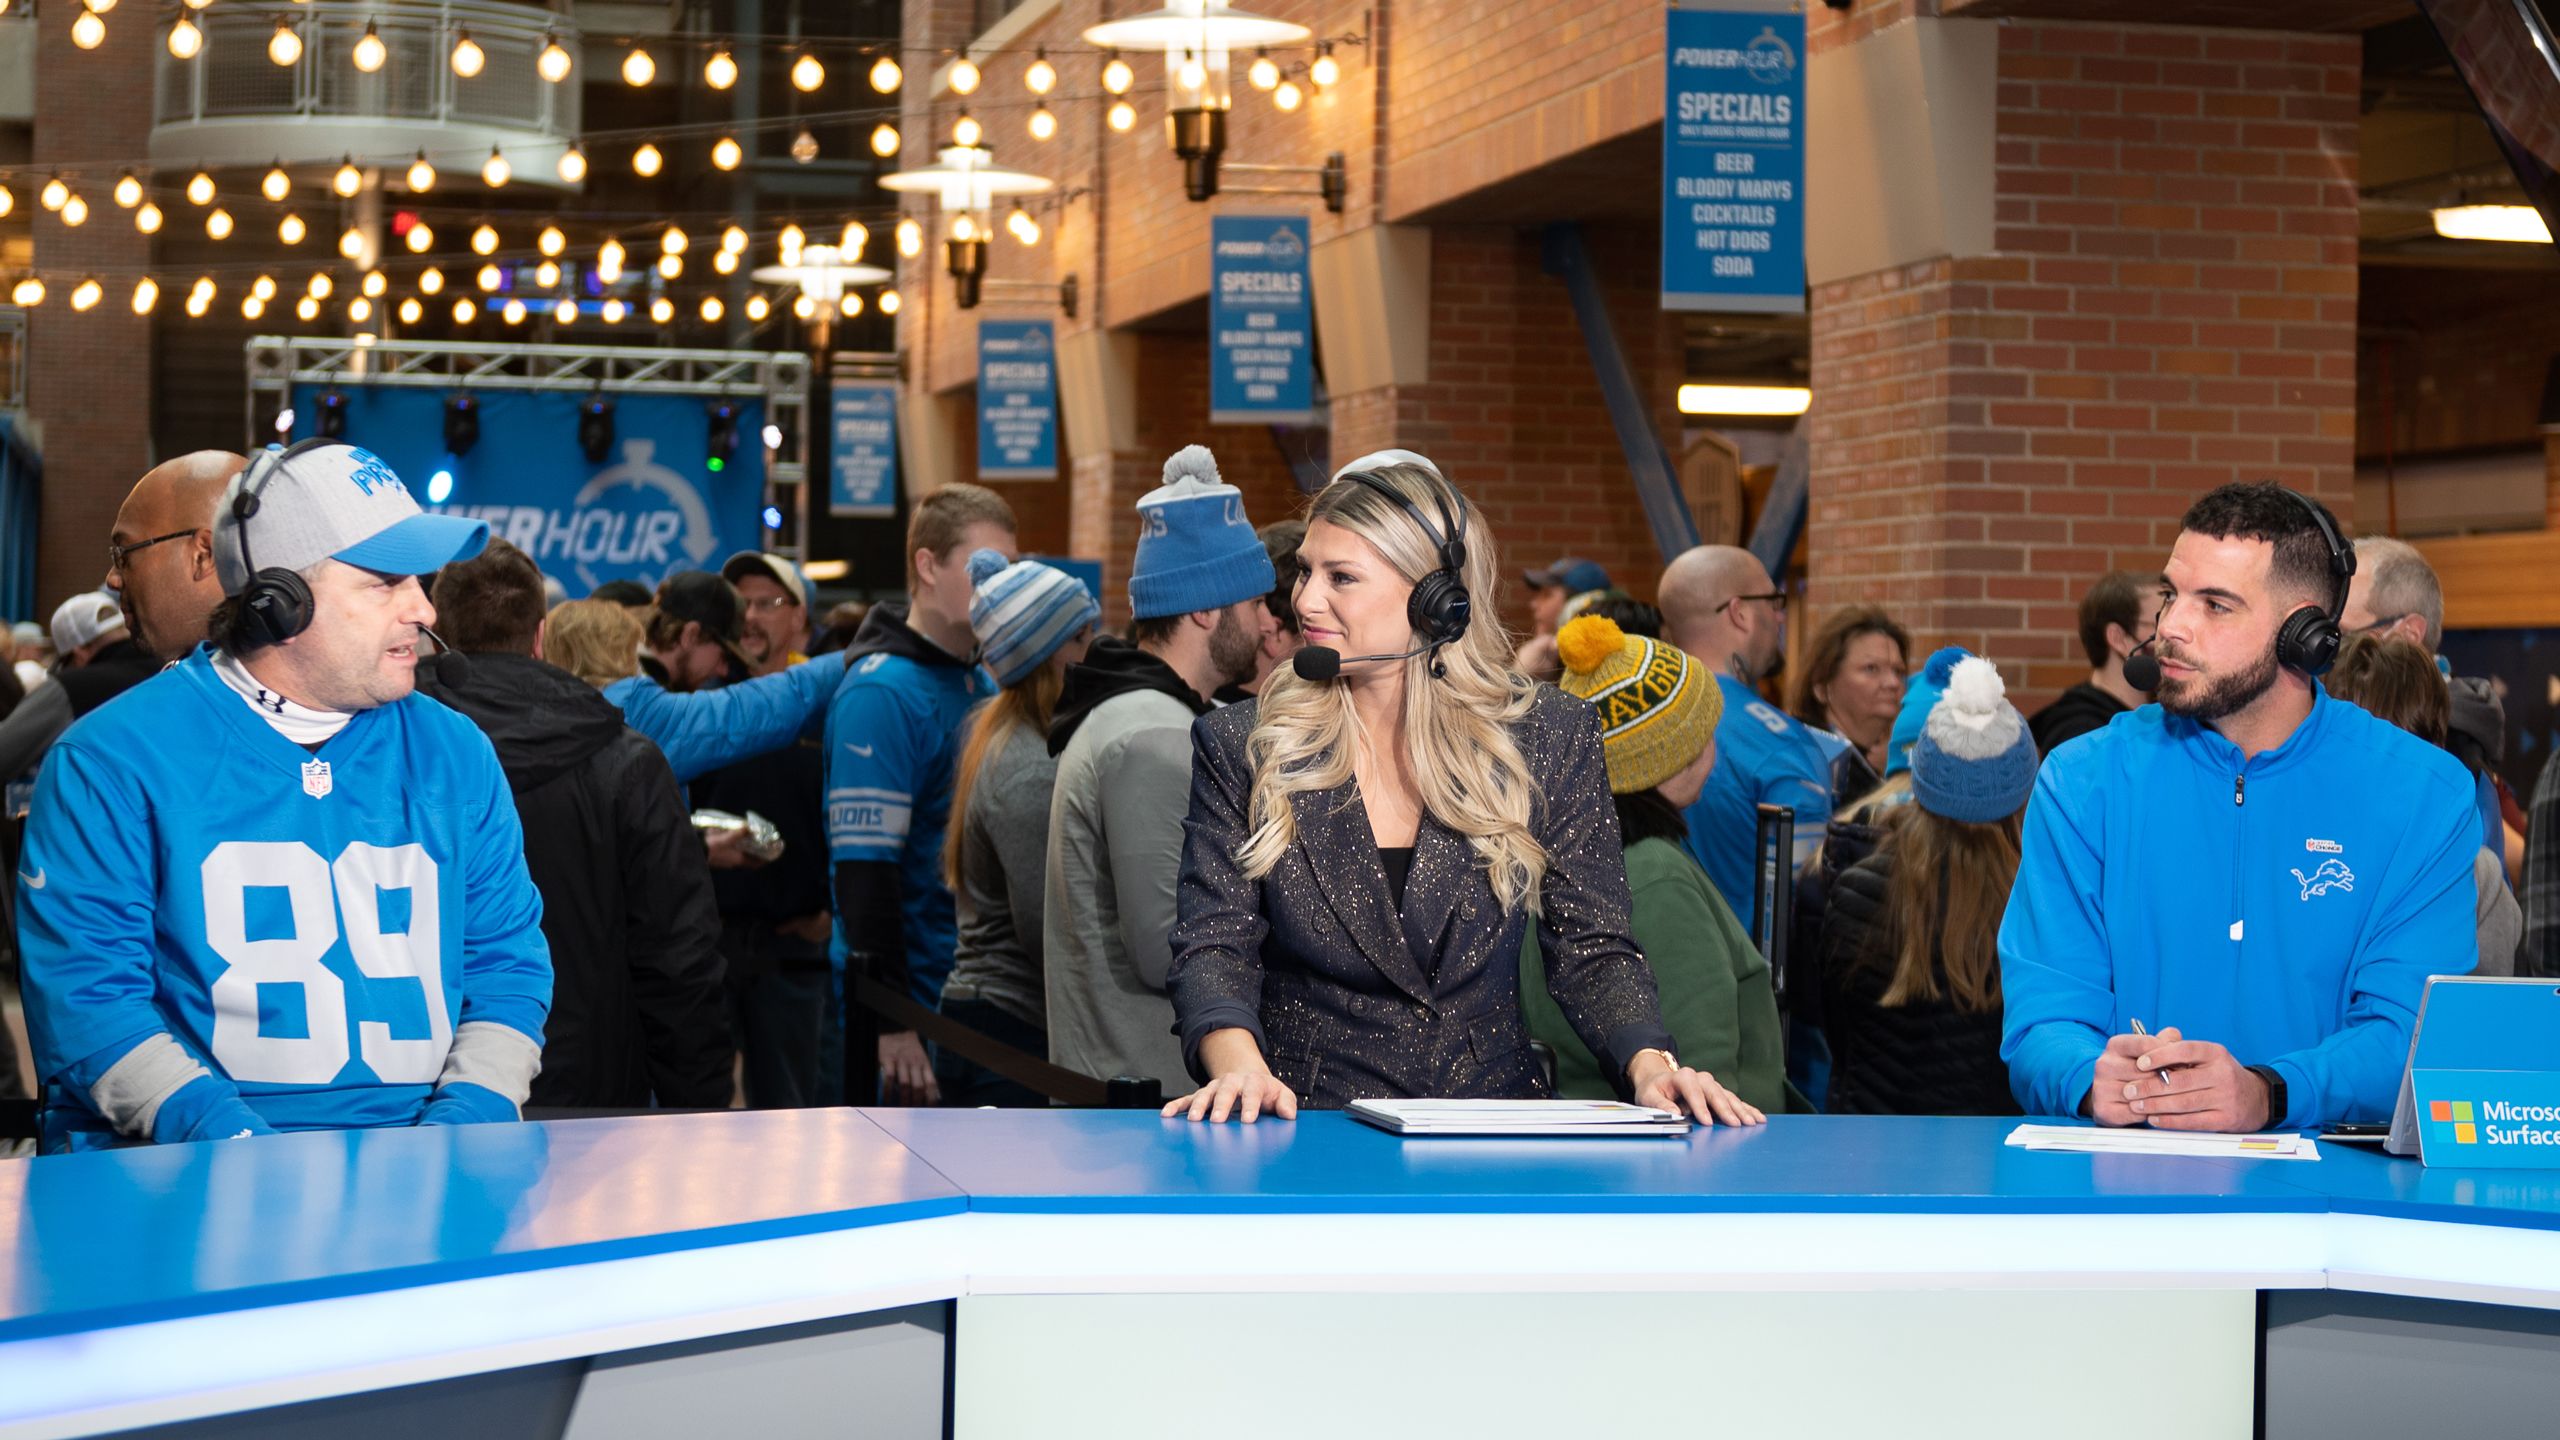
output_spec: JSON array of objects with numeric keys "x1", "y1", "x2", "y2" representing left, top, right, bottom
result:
[{"x1": 1554, "y1": 614, "x2": 1722, "y2": 795}]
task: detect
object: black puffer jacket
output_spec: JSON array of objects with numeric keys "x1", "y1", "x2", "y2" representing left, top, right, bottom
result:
[
  {"x1": 419, "y1": 653, "x2": 732, "y2": 1108},
  {"x1": 1812, "y1": 846, "x2": 2019, "y2": 1116}
]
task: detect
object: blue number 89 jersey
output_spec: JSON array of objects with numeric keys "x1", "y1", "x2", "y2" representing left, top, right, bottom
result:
[{"x1": 15, "y1": 649, "x2": 552, "y2": 1149}]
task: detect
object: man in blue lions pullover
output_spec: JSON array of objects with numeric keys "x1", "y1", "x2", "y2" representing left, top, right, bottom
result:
[
  {"x1": 2000, "y1": 482, "x2": 2478, "y2": 1132},
  {"x1": 16, "y1": 440, "x2": 552, "y2": 1150}
]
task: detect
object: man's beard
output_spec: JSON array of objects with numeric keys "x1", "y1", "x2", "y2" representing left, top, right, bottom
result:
[
  {"x1": 2156, "y1": 643, "x2": 2279, "y2": 723},
  {"x1": 1208, "y1": 608, "x2": 1260, "y2": 688}
]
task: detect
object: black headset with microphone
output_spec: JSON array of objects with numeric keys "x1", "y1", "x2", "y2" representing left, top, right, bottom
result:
[
  {"x1": 225, "y1": 437, "x2": 470, "y2": 681},
  {"x1": 1290, "y1": 467, "x2": 1475, "y2": 681},
  {"x1": 2123, "y1": 484, "x2": 2355, "y2": 692}
]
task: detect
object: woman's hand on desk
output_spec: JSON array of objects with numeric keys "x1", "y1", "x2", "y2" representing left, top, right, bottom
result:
[
  {"x1": 1627, "y1": 1050, "x2": 1766, "y2": 1128},
  {"x1": 1164, "y1": 1029, "x2": 1300, "y2": 1124}
]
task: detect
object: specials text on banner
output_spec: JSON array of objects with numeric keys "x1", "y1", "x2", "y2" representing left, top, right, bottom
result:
[
  {"x1": 829, "y1": 381, "x2": 900, "y2": 517},
  {"x1": 1662, "y1": 6, "x2": 1806, "y2": 314},
  {"x1": 978, "y1": 318, "x2": 1059, "y2": 480},
  {"x1": 1209, "y1": 215, "x2": 1316, "y2": 424}
]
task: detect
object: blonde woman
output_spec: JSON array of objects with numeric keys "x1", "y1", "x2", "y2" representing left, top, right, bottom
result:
[
  {"x1": 542, "y1": 598, "x2": 645, "y2": 688},
  {"x1": 1163, "y1": 453, "x2": 1766, "y2": 1126}
]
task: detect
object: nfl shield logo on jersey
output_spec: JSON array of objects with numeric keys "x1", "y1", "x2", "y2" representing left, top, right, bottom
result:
[{"x1": 301, "y1": 759, "x2": 333, "y2": 799}]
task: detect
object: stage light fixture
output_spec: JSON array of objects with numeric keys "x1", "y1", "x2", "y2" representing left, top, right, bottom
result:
[
  {"x1": 577, "y1": 395, "x2": 615, "y2": 462},
  {"x1": 444, "y1": 394, "x2": 480, "y2": 456}
]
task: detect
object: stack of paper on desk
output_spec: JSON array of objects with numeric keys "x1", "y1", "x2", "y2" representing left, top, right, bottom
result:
[
  {"x1": 1348, "y1": 1099, "x2": 1693, "y2": 1137},
  {"x1": 2003, "y1": 1123, "x2": 2321, "y2": 1161}
]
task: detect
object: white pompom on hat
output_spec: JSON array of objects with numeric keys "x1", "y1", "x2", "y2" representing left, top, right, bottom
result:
[{"x1": 1910, "y1": 655, "x2": 2040, "y2": 823}]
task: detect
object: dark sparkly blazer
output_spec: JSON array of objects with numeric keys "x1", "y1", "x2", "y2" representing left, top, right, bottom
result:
[{"x1": 1167, "y1": 686, "x2": 1677, "y2": 1106}]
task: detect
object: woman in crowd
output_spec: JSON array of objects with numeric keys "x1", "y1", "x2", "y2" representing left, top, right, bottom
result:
[
  {"x1": 1814, "y1": 655, "x2": 2036, "y2": 1115},
  {"x1": 1164, "y1": 453, "x2": 1761, "y2": 1126},
  {"x1": 1790, "y1": 606, "x2": 1910, "y2": 811},
  {"x1": 936, "y1": 550, "x2": 1101, "y2": 1106},
  {"x1": 2324, "y1": 633, "x2": 2520, "y2": 975},
  {"x1": 542, "y1": 597, "x2": 645, "y2": 688},
  {"x1": 1519, "y1": 615, "x2": 1786, "y2": 1111}
]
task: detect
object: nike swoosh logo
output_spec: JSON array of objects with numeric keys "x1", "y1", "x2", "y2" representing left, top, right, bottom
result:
[
  {"x1": 843, "y1": 742, "x2": 875, "y2": 757},
  {"x1": 19, "y1": 869, "x2": 42, "y2": 890}
]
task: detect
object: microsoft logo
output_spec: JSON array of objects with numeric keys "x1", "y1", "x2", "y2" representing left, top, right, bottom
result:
[{"x1": 2430, "y1": 1099, "x2": 2478, "y2": 1144}]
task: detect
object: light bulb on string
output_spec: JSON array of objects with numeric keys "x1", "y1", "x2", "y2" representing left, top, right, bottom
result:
[
  {"x1": 712, "y1": 136, "x2": 742, "y2": 171},
  {"x1": 482, "y1": 147, "x2": 509, "y2": 188},
  {"x1": 779, "y1": 223, "x2": 806, "y2": 263},
  {"x1": 9, "y1": 278, "x2": 41, "y2": 307},
  {"x1": 558, "y1": 144, "x2": 588, "y2": 184},
  {"x1": 896, "y1": 218, "x2": 922, "y2": 257},
  {"x1": 705, "y1": 49, "x2": 737, "y2": 89},
  {"x1": 407, "y1": 152, "x2": 435, "y2": 192},
  {"x1": 598, "y1": 238, "x2": 626, "y2": 281},
  {"x1": 361, "y1": 270, "x2": 385, "y2": 298},
  {"x1": 538, "y1": 32, "x2": 572, "y2": 83},
  {"x1": 602, "y1": 297, "x2": 626, "y2": 323},
  {"x1": 1273, "y1": 80, "x2": 1302, "y2": 112},
  {"x1": 71, "y1": 277, "x2": 101, "y2": 313},
  {"x1": 268, "y1": 18, "x2": 301, "y2": 67},
  {"x1": 712, "y1": 248, "x2": 737, "y2": 275},
  {"x1": 534, "y1": 260, "x2": 559, "y2": 288},
  {"x1": 185, "y1": 290, "x2": 210, "y2": 318},
  {"x1": 339, "y1": 227, "x2": 366, "y2": 259},
  {"x1": 343, "y1": 296, "x2": 368, "y2": 323},
  {"x1": 392, "y1": 296, "x2": 418, "y2": 324},
  {"x1": 353, "y1": 22, "x2": 386, "y2": 72},
  {"x1": 791, "y1": 129, "x2": 819, "y2": 163},
  {"x1": 132, "y1": 277, "x2": 157, "y2": 314},
  {"x1": 475, "y1": 263, "x2": 501, "y2": 291},
  {"x1": 950, "y1": 213, "x2": 978, "y2": 243},
  {"x1": 721, "y1": 224, "x2": 748, "y2": 254},
  {"x1": 700, "y1": 295, "x2": 724, "y2": 322},
  {"x1": 661, "y1": 225, "x2": 688, "y2": 255},
  {"x1": 657, "y1": 252, "x2": 681, "y2": 279},
  {"x1": 650, "y1": 297, "x2": 674, "y2": 324},
  {"x1": 333, "y1": 157, "x2": 362, "y2": 197},
  {"x1": 136, "y1": 202, "x2": 162, "y2": 234},
  {"x1": 418, "y1": 267, "x2": 443, "y2": 295},
  {"x1": 251, "y1": 275, "x2": 277, "y2": 302},
  {"x1": 1311, "y1": 44, "x2": 1341, "y2": 88},
  {"x1": 471, "y1": 223, "x2": 498, "y2": 255},
  {"x1": 871, "y1": 54, "x2": 902, "y2": 92},
  {"x1": 308, "y1": 273, "x2": 333, "y2": 298},
  {"x1": 1009, "y1": 207, "x2": 1040, "y2": 245},
  {"x1": 0, "y1": 187, "x2": 12, "y2": 219},
  {"x1": 406, "y1": 221, "x2": 434, "y2": 253},
  {"x1": 953, "y1": 112, "x2": 982, "y2": 148},
  {"x1": 450, "y1": 29, "x2": 484, "y2": 78},
  {"x1": 112, "y1": 171, "x2": 141, "y2": 208},
  {"x1": 1030, "y1": 105, "x2": 1057, "y2": 141},
  {"x1": 1249, "y1": 50, "x2": 1279, "y2": 90},
  {"x1": 71, "y1": 8, "x2": 104, "y2": 50},
  {"x1": 792, "y1": 294, "x2": 816, "y2": 319},
  {"x1": 205, "y1": 207, "x2": 232, "y2": 239},
  {"x1": 186, "y1": 171, "x2": 215, "y2": 206},
  {"x1": 86, "y1": 0, "x2": 114, "y2": 17},
  {"x1": 37, "y1": 176, "x2": 64, "y2": 211},
  {"x1": 950, "y1": 56, "x2": 981, "y2": 94},
  {"x1": 746, "y1": 294, "x2": 770, "y2": 321},
  {"x1": 1104, "y1": 52, "x2": 1133, "y2": 94},
  {"x1": 296, "y1": 296, "x2": 319, "y2": 322},
  {"x1": 792, "y1": 52, "x2": 824, "y2": 92},
  {"x1": 59, "y1": 195, "x2": 87, "y2": 227},
  {"x1": 621, "y1": 46, "x2": 654, "y2": 86},
  {"x1": 1027, "y1": 49, "x2": 1056, "y2": 94},
  {"x1": 879, "y1": 288, "x2": 901, "y2": 315},
  {"x1": 842, "y1": 221, "x2": 869, "y2": 256},
  {"x1": 262, "y1": 164, "x2": 291, "y2": 203},
  {"x1": 502, "y1": 298, "x2": 526, "y2": 325},
  {"x1": 538, "y1": 225, "x2": 565, "y2": 257},
  {"x1": 190, "y1": 277, "x2": 215, "y2": 300},
  {"x1": 871, "y1": 124, "x2": 901, "y2": 158},
  {"x1": 278, "y1": 213, "x2": 305, "y2": 244},
  {"x1": 632, "y1": 142, "x2": 663, "y2": 178},
  {"x1": 169, "y1": 15, "x2": 202, "y2": 59},
  {"x1": 1108, "y1": 100, "x2": 1137, "y2": 131},
  {"x1": 241, "y1": 296, "x2": 265, "y2": 320},
  {"x1": 453, "y1": 296, "x2": 476, "y2": 323}
]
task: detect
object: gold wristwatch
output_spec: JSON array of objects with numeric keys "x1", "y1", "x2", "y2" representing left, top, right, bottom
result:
[{"x1": 1629, "y1": 1047, "x2": 1680, "y2": 1075}]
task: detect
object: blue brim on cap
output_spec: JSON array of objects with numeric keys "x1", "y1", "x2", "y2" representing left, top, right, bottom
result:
[{"x1": 333, "y1": 512, "x2": 491, "y2": 577}]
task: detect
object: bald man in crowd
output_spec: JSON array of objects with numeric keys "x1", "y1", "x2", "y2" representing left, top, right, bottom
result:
[
  {"x1": 106, "y1": 451, "x2": 243, "y2": 661},
  {"x1": 1657, "y1": 545, "x2": 1833, "y2": 926}
]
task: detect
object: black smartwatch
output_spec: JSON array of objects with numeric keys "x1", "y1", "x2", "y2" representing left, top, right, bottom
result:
[{"x1": 2245, "y1": 1065, "x2": 2288, "y2": 1129}]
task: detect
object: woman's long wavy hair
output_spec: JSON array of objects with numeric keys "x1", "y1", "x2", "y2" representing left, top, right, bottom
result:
[
  {"x1": 1237, "y1": 464, "x2": 1547, "y2": 913},
  {"x1": 941, "y1": 652, "x2": 1074, "y2": 892}
]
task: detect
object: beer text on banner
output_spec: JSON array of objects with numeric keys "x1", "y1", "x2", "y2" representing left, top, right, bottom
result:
[
  {"x1": 1209, "y1": 215, "x2": 1316, "y2": 424},
  {"x1": 1661, "y1": 7, "x2": 1806, "y2": 314},
  {"x1": 978, "y1": 318, "x2": 1059, "y2": 480}
]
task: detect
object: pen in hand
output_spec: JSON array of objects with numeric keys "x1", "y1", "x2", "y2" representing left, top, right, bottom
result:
[{"x1": 2129, "y1": 1018, "x2": 2185, "y2": 1085}]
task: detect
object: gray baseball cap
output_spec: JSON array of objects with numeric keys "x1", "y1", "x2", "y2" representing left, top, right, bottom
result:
[{"x1": 214, "y1": 442, "x2": 488, "y2": 594}]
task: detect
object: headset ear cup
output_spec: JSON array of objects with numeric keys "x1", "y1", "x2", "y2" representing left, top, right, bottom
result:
[
  {"x1": 1408, "y1": 570, "x2": 1471, "y2": 647},
  {"x1": 239, "y1": 567, "x2": 315, "y2": 649},
  {"x1": 2278, "y1": 607, "x2": 2341, "y2": 677}
]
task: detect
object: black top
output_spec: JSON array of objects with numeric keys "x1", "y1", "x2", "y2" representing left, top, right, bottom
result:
[
  {"x1": 1378, "y1": 846, "x2": 1414, "y2": 912},
  {"x1": 1811, "y1": 844, "x2": 2020, "y2": 1117},
  {"x1": 2027, "y1": 682, "x2": 2129, "y2": 757}
]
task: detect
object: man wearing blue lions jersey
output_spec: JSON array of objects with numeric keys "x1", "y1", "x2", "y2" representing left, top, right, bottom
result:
[
  {"x1": 16, "y1": 440, "x2": 551, "y2": 1150},
  {"x1": 829, "y1": 482, "x2": 1016, "y2": 1104}
]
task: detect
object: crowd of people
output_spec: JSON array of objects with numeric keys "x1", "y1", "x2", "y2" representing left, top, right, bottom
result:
[{"x1": 0, "y1": 434, "x2": 2546, "y2": 1150}]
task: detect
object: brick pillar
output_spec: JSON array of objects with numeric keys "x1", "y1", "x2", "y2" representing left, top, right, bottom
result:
[
  {"x1": 1807, "y1": 16, "x2": 2360, "y2": 708},
  {"x1": 29, "y1": 5, "x2": 158, "y2": 606}
]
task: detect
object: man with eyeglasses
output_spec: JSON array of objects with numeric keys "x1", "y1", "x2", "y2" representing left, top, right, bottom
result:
[{"x1": 1658, "y1": 544, "x2": 1835, "y2": 924}]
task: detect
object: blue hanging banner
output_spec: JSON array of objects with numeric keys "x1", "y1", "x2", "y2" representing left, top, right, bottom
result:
[
  {"x1": 829, "y1": 380, "x2": 900, "y2": 517},
  {"x1": 286, "y1": 385, "x2": 762, "y2": 597},
  {"x1": 1661, "y1": 6, "x2": 1806, "y2": 314},
  {"x1": 1208, "y1": 214, "x2": 1316, "y2": 424},
  {"x1": 977, "y1": 317, "x2": 1058, "y2": 480}
]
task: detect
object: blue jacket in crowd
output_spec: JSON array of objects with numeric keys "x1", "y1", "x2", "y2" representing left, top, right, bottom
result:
[
  {"x1": 1685, "y1": 673, "x2": 1834, "y2": 928},
  {"x1": 1998, "y1": 686, "x2": 2480, "y2": 1128},
  {"x1": 601, "y1": 651, "x2": 845, "y2": 784}
]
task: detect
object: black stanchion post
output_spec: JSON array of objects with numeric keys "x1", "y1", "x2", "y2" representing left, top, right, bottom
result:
[
  {"x1": 1754, "y1": 802, "x2": 1796, "y2": 1001},
  {"x1": 1106, "y1": 1076, "x2": 1163, "y2": 1109}
]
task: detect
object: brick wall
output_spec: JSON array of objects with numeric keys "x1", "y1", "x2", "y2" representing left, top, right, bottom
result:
[
  {"x1": 28, "y1": 3, "x2": 157, "y2": 608},
  {"x1": 1809, "y1": 19, "x2": 2361, "y2": 706}
]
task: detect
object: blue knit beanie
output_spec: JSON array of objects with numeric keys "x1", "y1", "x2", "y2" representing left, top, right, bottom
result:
[
  {"x1": 1910, "y1": 656, "x2": 2040, "y2": 824},
  {"x1": 1887, "y1": 645, "x2": 1972, "y2": 777},
  {"x1": 968, "y1": 548, "x2": 1101, "y2": 688},
  {"x1": 1129, "y1": 445, "x2": 1276, "y2": 621}
]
